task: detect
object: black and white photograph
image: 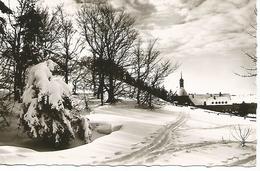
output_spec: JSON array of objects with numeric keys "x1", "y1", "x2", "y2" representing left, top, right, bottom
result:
[{"x1": 0, "y1": 0, "x2": 257, "y2": 169}]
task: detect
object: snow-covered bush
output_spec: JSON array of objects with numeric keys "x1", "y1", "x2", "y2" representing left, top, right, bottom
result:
[{"x1": 19, "y1": 60, "x2": 92, "y2": 147}]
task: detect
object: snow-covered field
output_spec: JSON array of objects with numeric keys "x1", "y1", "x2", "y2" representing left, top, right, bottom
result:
[{"x1": 0, "y1": 101, "x2": 256, "y2": 166}]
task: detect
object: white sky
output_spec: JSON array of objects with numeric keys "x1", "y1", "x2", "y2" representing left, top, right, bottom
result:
[
  {"x1": 4, "y1": 0, "x2": 257, "y2": 95},
  {"x1": 109, "y1": 0, "x2": 257, "y2": 95}
]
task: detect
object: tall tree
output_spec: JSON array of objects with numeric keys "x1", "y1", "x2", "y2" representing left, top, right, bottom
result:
[
  {"x1": 55, "y1": 6, "x2": 84, "y2": 84},
  {"x1": 132, "y1": 39, "x2": 178, "y2": 107},
  {"x1": 77, "y1": 2, "x2": 138, "y2": 104},
  {"x1": 0, "y1": 0, "x2": 61, "y2": 101},
  {"x1": 2, "y1": 0, "x2": 44, "y2": 100}
]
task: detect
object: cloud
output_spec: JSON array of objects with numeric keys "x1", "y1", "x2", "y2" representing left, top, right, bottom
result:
[
  {"x1": 116, "y1": 0, "x2": 256, "y2": 94},
  {"x1": 132, "y1": 0, "x2": 256, "y2": 58},
  {"x1": 124, "y1": 0, "x2": 156, "y2": 16},
  {"x1": 47, "y1": 0, "x2": 256, "y2": 94}
]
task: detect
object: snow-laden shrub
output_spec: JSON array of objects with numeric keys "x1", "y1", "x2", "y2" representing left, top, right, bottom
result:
[{"x1": 19, "y1": 60, "x2": 92, "y2": 147}]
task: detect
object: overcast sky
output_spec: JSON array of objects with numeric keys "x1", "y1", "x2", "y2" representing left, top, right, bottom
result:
[
  {"x1": 6, "y1": 0, "x2": 257, "y2": 95},
  {"x1": 109, "y1": 0, "x2": 257, "y2": 95}
]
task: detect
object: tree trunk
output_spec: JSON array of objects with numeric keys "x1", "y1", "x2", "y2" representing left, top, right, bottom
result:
[
  {"x1": 97, "y1": 73, "x2": 104, "y2": 105},
  {"x1": 65, "y1": 55, "x2": 69, "y2": 84},
  {"x1": 14, "y1": 75, "x2": 20, "y2": 101},
  {"x1": 107, "y1": 74, "x2": 115, "y2": 103},
  {"x1": 148, "y1": 93, "x2": 152, "y2": 108},
  {"x1": 65, "y1": 70, "x2": 69, "y2": 84},
  {"x1": 14, "y1": 64, "x2": 23, "y2": 102},
  {"x1": 92, "y1": 68, "x2": 97, "y2": 97},
  {"x1": 136, "y1": 71, "x2": 141, "y2": 105},
  {"x1": 137, "y1": 89, "x2": 140, "y2": 105},
  {"x1": 72, "y1": 80, "x2": 77, "y2": 95}
]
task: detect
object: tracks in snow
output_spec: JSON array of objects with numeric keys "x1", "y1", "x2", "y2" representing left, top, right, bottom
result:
[
  {"x1": 227, "y1": 155, "x2": 256, "y2": 166},
  {"x1": 94, "y1": 106, "x2": 256, "y2": 166},
  {"x1": 101, "y1": 111, "x2": 188, "y2": 165}
]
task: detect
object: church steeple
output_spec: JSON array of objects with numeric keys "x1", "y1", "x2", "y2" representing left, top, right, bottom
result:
[
  {"x1": 180, "y1": 72, "x2": 184, "y2": 88},
  {"x1": 177, "y1": 72, "x2": 188, "y2": 96}
]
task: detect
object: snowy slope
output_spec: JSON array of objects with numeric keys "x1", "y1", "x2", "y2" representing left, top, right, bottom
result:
[{"x1": 0, "y1": 102, "x2": 256, "y2": 166}]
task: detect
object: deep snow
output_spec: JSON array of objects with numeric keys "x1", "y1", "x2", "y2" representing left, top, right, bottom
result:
[{"x1": 0, "y1": 100, "x2": 256, "y2": 166}]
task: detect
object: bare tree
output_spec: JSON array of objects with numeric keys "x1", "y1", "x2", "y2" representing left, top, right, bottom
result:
[
  {"x1": 71, "y1": 56, "x2": 92, "y2": 95},
  {"x1": 77, "y1": 2, "x2": 138, "y2": 104},
  {"x1": 132, "y1": 39, "x2": 178, "y2": 108},
  {"x1": 77, "y1": 3, "x2": 106, "y2": 105},
  {"x1": 147, "y1": 60, "x2": 177, "y2": 108},
  {"x1": 55, "y1": 6, "x2": 84, "y2": 84},
  {"x1": 236, "y1": 9, "x2": 257, "y2": 77},
  {"x1": 231, "y1": 124, "x2": 252, "y2": 147}
]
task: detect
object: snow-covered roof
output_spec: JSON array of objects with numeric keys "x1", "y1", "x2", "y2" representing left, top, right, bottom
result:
[
  {"x1": 189, "y1": 93, "x2": 256, "y2": 106},
  {"x1": 206, "y1": 96, "x2": 232, "y2": 105},
  {"x1": 189, "y1": 94, "x2": 209, "y2": 105}
]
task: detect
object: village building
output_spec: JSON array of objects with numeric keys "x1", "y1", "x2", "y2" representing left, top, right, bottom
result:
[{"x1": 173, "y1": 74, "x2": 257, "y2": 115}]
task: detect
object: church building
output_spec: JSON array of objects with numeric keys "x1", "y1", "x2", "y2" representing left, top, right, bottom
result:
[
  {"x1": 173, "y1": 73, "x2": 193, "y2": 105},
  {"x1": 177, "y1": 73, "x2": 188, "y2": 96},
  {"x1": 172, "y1": 73, "x2": 257, "y2": 115}
]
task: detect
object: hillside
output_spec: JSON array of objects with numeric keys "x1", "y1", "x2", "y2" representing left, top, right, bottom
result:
[{"x1": 0, "y1": 100, "x2": 256, "y2": 166}]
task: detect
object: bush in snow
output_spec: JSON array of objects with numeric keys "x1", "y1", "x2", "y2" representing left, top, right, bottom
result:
[{"x1": 19, "y1": 60, "x2": 92, "y2": 147}]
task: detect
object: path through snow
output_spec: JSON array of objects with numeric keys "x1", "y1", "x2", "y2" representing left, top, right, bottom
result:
[{"x1": 0, "y1": 103, "x2": 256, "y2": 166}]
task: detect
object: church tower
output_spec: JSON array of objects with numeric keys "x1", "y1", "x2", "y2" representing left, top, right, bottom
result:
[
  {"x1": 180, "y1": 72, "x2": 184, "y2": 88},
  {"x1": 177, "y1": 72, "x2": 188, "y2": 96}
]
